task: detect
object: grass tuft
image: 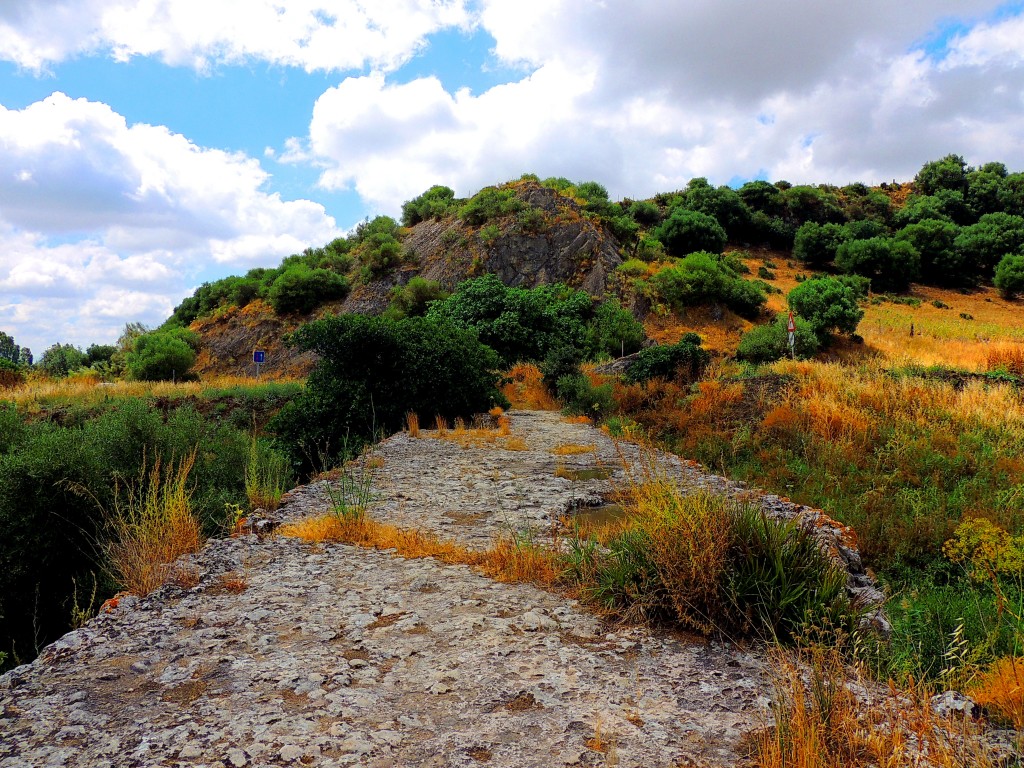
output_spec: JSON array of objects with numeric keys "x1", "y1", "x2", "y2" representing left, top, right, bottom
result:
[
  {"x1": 244, "y1": 438, "x2": 293, "y2": 511},
  {"x1": 106, "y1": 452, "x2": 203, "y2": 596}
]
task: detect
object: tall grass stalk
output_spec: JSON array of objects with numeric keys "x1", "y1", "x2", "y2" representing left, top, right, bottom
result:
[
  {"x1": 244, "y1": 438, "x2": 293, "y2": 510},
  {"x1": 106, "y1": 452, "x2": 202, "y2": 596}
]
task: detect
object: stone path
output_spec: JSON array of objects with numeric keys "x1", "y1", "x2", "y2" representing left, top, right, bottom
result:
[{"x1": 0, "y1": 410, "x2": 881, "y2": 768}]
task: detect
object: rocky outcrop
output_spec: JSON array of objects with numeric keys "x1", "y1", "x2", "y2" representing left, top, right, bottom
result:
[
  {"x1": 1, "y1": 411, "x2": 889, "y2": 768},
  {"x1": 340, "y1": 182, "x2": 625, "y2": 316}
]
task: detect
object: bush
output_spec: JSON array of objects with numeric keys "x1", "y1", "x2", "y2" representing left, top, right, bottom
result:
[
  {"x1": 787, "y1": 277, "x2": 864, "y2": 342},
  {"x1": 627, "y1": 200, "x2": 661, "y2": 225},
  {"x1": 458, "y1": 186, "x2": 524, "y2": 225},
  {"x1": 387, "y1": 277, "x2": 448, "y2": 318},
  {"x1": 268, "y1": 265, "x2": 350, "y2": 315},
  {"x1": 835, "y1": 237, "x2": 920, "y2": 291},
  {"x1": 652, "y1": 208, "x2": 727, "y2": 256},
  {"x1": 269, "y1": 314, "x2": 507, "y2": 474},
  {"x1": 38, "y1": 343, "x2": 86, "y2": 378},
  {"x1": 994, "y1": 252, "x2": 1024, "y2": 299},
  {"x1": 624, "y1": 333, "x2": 710, "y2": 383},
  {"x1": 792, "y1": 222, "x2": 850, "y2": 267},
  {"x1": 401, "y1": 185, "x2": 457, "y2": 226},
  {"x1": 955, "y1": 213, "x2": 1024, "y2": 274},
  {"x1": 124, "y1": 331, "x2": 197, "y2": 381},
  {"x1": 555, "y1": 374, "x2": 615, "y2": 420},
  {"x1": 648, "y1": 252, "x2": 766, "y2": 319},
  {"x1": 585, "y1": 300, "x2": 645, "y2": 359},
  {"x1": 895, "y1": 219, "x2": 965, "y2": 285},
  {"x1": 736, "y1": 314, "x2": 820, "y2": 363},
  {"x1": 914, "y1": 153, "x2": 968, "y2": 197}
]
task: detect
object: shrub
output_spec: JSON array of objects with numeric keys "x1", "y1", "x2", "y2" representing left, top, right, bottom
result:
[
  {"x1": 793, "y1": 222, "x2": 851, "y2": 267},
  {"x1": 124, "y1": 331, "x2": 197, "y2": 382},
  {"x1": 458, "y1": 186, "x2": 524, "y2": 225},
  {"x1": 555, "y1": 374, "x2": 615, "y2": 420},
  {"x1": 268, "y1": 265, "x2": 349, "y2": 314},
  {"x1": 895, "y1": 219, "x2": 965, "y2": 285},
  {"x1": 244, "y1": 438, "x2": 293, "y2": 511},
  {"x1": 624, "y1": 333, "x2": 710, "y2": 383},
  {"x1": 835, "y1": 237, "x2": 920, "y2": 291},
  {"x1": 401, "y1": 185, "x2": 457, "y2": 226},
  {"x1": 648, "y1": 252, "x2": 766, "y2": 319},
  {"x1": 627, "y1": 200, "x2": 661, "y2": 225},
  {"x1": 914, "y1": 153, "x2": 968, "y2": 196},
  {"x1": 387, "y1": 277, "x2": 448, "y2": 318},
  {"x1": 787, "y1": 277, "x2": 864, "y2": 342},
  {"x1": 584, "y1": 300, "x2": 645, "y2": 359},
  {"x1": 680, "y1": 178, "x2": 752, "y2": 239},
  {"x1": 736, "y1": 314, "x2": 820, "y2": 363},
  {"x1": 269, "y1": 314, "x2": 507, "y2": 473},
  {"x1": 994, "y1": 252, "x2": 1024, "y2": 298},
  {"x1": 652, "y1": 208, "x2": 727, "y2": 256}
]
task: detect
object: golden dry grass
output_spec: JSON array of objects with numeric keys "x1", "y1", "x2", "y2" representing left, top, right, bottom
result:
[
  {"x1": 406, "y1": 411, "x2": 421, "y2": 437},
  {"x1": 107, "y1": 452, "x2": 204, "y2": 596},
  {"x1": 552, "y1": 443, "x2": 597, "y2": 455},
  {"x1": 279, "y1": 513, "x2": 562, "y2": 588},
  {"x1": 2, "y1": 372, "x2": 296, "y2": 411},
  {"x1": 500, "y1": 363, "x2": 559, "y2": 410},
  {"x1": 755, "y1": 648, "x2": 1001, "y2": 768},
  {"x1": 969, "y1": 656, "x2": 1024, "y2": 729}
]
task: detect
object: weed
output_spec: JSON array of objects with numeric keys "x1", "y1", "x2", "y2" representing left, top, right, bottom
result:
[
  {"x1": 502, "y1": 436, "x2": 529, "y2": 451},
  {"x1": 969, "y1": 655, "x2": 1024, "y2": 729},
  {"x1": 552, "y1": 443, "x2": 597, "y2": 455},
  {"x1": 106, "y1": 452, "x2": 203, "y2": 596},
  {"x1": 406, "y1": 411, "x2": 420, "y2": 438},
  {"x1": 244, "y1": 438, "x2": 293, "y2": 511},
  {"x1": 69, "y1": 573, "x2": 98, "y2": 630}
]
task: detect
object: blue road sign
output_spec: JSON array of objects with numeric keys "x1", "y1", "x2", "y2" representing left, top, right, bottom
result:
[{"x1": 253, "y1": 350, "x2": 266, "y2": 363}]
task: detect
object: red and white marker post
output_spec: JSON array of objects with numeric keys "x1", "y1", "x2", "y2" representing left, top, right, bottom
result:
[{"x1": 787, "y1": 312, "x2": 796, "y2": 358}]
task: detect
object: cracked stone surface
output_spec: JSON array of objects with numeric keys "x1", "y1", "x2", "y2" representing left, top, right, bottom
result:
[{"x1": 1, "y1": 410, "x2": 885, "y2": 768}]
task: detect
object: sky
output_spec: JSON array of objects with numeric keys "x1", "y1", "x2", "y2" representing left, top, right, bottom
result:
[{"x1": 1, "y1": 1, "x2": 1023, "y2": 355}]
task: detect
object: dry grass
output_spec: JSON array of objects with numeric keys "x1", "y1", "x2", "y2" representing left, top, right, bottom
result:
[
  {"x1": 107, "y1": 452, "x2": 204, "y2": 596},
  {"x1": 406, "y1": 411, "x2": 420, "y2": 438},
  {"x1": 552, "y1": 443, "x2": 596, "y2": 455},
  {"x1": 244, "y1": 439, "x2": 292, "y2": 511},
  {"x1": 279, "y1": 513, "x2": 562, "y2": 588},
  {"x1": 426, "y1": 415, "x2": 521, "y2": 449},
  {"x1": 500, "y1": 363, "x2": 559, "y2": 410},
  {"x1": 969, "y1": 656, "x2": 1024, "y2": 729},
  {"x1": 562, "y1": 415, "x2": 592, "y2": 425},
  {"x1": 755, "y1": 647, "x2": 1002, "y2": 768},
  {"x1": 502, "y1": 436, "x2": 529, "y2": 451}
]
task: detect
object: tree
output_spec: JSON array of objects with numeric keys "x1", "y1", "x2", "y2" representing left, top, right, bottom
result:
[
  {"x1": 386, "y1": 277, "x2": 448, "y2": 318},
  {"x1": 38, "y1": 344, "x2": 86, "y2": 378},
  {"x1": 653, "y1": 208, "x2": 727, "y2": 256},
  {"x1": 681, "y1": 178, "x2": 752, "y2": 239},
  {"x1": 915, "y1": 154, "x2": 968, "y2": 196},
  {"x1": 895, "y1": 219, "x2": 965, "y2": 286},
  {"x1": 269, "y1": 315, "x2": 506, "y2": 473},
  {"x1": 623, "y1": 333, "x2": 710, "y2": 383},
  {"x1": 835, "y1": 237, "x2": 920, "y2": 291},
  {"x1": 124, "y1": 332, "x2": 197, "y2": 381},
  {"x1": 84, "y1": 344, "x2": 117, "y2": 368},
  {"x1": 0, "y1": 332, "x2": 19, "y2": 365},
  {"x1": 649, "y1": 252, "x2": 766, "y2": 319},
  {"x1": 787, "y1": 277, "x2": 863, "y2": 342},
  {"x1": 994, "y1": 253, "x2": 1024, "y2": 299},
  {"x1": 793, "y1": 222, "x2": 850, "y2": 267},
  {"x1": 954, "y1": 213, "x2": 1024, "y2": 274}
]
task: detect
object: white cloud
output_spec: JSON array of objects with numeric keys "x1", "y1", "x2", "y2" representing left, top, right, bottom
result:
[
  {"x1": 298, "y1": 1, "x2": 1024, "y2": 211},
  {"x1": 0, "y1": 0, "x2": 468, "y2": 72},
  {"x1": 0, "y1": 93, "x2": 339, "y2": 353}
]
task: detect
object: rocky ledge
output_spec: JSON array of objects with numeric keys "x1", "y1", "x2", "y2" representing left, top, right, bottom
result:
[{"x1": 2, "y1": 410, "x2": 887, "y2": 767}]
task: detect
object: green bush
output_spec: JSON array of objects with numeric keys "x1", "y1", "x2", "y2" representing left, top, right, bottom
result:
[
  {"x1": 268, "y1": 265, "x2": 349, "y2": 315},
  {"x1": 915, "y1": 153, "x2": 968, "y2": 197},
  {"x1": 38, "y1": 344, "x2": 86, "y2": 378},
  {"x1": 584, "y1": 300, "x2": 645, "y2": 359},
  {"x1": 787, "y1": 277, "x2": 864, "y2": 342},
  {"x1": 124, "y1": 331, "x2": 197, "y2": 382},
  {"x1": 994, "y1": 252, "x2": 1024, "y2": 299},
  {"x1": 736, "y1": 314, "x2": 820, "y2": 363},
  {"x1": 627, "y1": 200, "x2": 661, "y2": 225},
  {"x1": 458, "y1": 186, "x2": 524, "y2": 225},
  {"x1": 792, "y1": 222, "x2": 851, "y2": 267},
  {"x1": 681, "y1": 178, "x2": 752, "y2": 239},
  {"x1": 387, "y1": 277, "x2": 448, "y2": 318},
  {"x1": 624, "y1": 333, "x2": 710, "y2": 383},
  {"x1": 895, "y1": 219, "x2": 966, "y2": 286},
  {"x1": 269, "y1": 314, "x2": 507, "y2": 473},
  {"x1": 835, "y1": 237, "x2": 920, "y2": 291},
  {"x1": 555, "y1": 374, "x2": 615, "y2": 420},
  {"x1": 648, "y1": 252, "x2": 766, "y2": 319},
  {"x1": 652, "y1": 208, "x2": 727, "y2": 256},
  {"x1": 401, "y1": 185, "x2": 457, "y2": 226},
  {"x1": 954, "y1": 213, "x2": 1024, "y2": 274}
]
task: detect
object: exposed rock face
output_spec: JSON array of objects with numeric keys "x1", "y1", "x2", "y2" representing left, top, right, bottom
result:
[
  {"x1": 341, "y1": 183, "x2": 625, "y2": 317},
  {"x1": 1, "y1": 410, "x2": 887, "y2": 768}
]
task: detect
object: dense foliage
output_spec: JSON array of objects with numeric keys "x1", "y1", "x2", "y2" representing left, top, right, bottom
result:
[
  {"x1": 647, "y1": 252, "x2": 766, "y2": 319},
  {"x1": 270, "y1": 314, "x2": 507, "y2": 473},
  {"x1": 623, "y1": 333, "x2": 710, "y2": 383}
]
